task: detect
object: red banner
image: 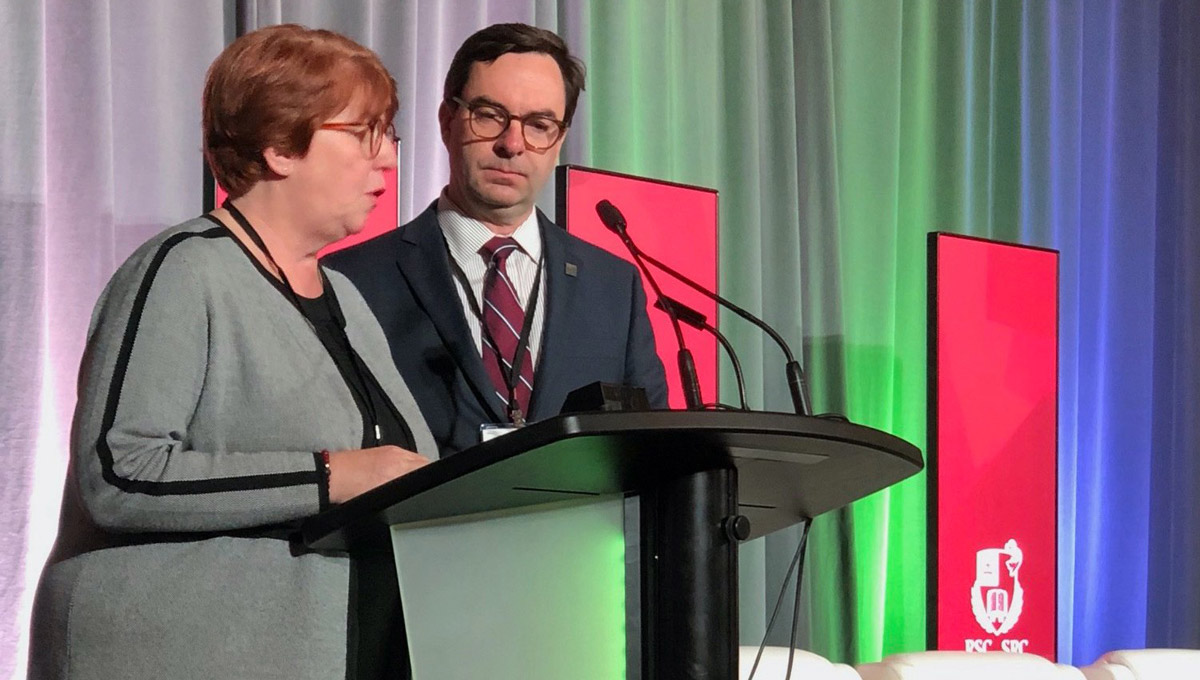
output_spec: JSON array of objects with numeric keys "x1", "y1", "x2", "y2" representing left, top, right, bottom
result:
[
  {"x1": 556, "y1": 165, "x2": 719, "y2": 410},
  {"x1": 928, "y1": 233, "x2": 1059, "y2": 660}
]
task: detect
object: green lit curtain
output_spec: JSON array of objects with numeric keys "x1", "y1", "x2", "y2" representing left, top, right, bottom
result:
[
  {"x1": 571, "y1": 0, "x2": 1198, "y2": 665},
  {"x1": 576, "y1": 0, "x2": 927, "y2": 662}
]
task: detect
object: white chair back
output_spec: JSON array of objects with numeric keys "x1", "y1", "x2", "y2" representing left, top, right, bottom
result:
[
  {"x1": 1082, "y1": 649, "x2": 1200, "y2": 680},
  {"x1": 739, "y1": 645, "x2": 859, "y2": 680},
  {"x1": 856, "y1": 651, "x2": 1085, "y2": 680}
]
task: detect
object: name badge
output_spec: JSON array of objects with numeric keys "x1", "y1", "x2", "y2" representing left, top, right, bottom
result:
[{"x1": 480, "y1": 423, "x2": 519, "y2": 443}]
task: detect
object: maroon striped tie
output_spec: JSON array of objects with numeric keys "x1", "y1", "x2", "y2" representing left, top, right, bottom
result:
[{"x1": 480, "y1": 236, "x2": 534, "y2": 420}]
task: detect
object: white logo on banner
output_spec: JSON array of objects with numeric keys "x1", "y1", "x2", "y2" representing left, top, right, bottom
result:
[{"x1": 971, "y1": 539, "x2": 1024, "y2": 636}]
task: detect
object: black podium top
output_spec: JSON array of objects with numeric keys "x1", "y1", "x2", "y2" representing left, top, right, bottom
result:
[{"x1": 301, "y1": 411, "x2": 922, "y2": 552}]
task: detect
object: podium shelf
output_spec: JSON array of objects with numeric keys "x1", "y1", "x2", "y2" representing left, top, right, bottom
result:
[{"x1": 302, "y1": 410, "x2": 922, "y2": 552}]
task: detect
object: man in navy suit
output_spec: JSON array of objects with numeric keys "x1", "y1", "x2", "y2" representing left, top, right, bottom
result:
[{"x1": 326, "y1": 23, "x2": 668, "y2": 455}]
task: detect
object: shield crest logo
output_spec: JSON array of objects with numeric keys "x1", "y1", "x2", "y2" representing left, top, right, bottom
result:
[{"x1": 971, "y1": 539, "x2": 1024, "y2": 636}]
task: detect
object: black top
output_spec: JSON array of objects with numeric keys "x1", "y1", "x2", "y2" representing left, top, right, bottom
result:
[
  {"x1": 296, "y1": 292, "x2": 414, "y2": 451},
  {"x1": 296, "y1": 290, "x2": 411, "y2": 680}
]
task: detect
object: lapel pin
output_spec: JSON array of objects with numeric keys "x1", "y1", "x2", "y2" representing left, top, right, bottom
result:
[{"x1": 565, "y1": 262, "x2": 578, "y2": 277}]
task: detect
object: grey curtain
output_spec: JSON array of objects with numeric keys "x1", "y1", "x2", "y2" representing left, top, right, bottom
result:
[{"x1": 1, "y1": 3, "x2": 225, "y2": 676}]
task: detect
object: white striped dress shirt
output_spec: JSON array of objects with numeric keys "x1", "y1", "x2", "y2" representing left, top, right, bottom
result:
[{"x1": 436, "y1": 194, "x2": 546, "y2": 368}]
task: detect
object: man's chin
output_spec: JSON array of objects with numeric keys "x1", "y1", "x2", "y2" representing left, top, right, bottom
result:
[{"x1": 472, "y1": 185, "x2": 527, "y2": 211}]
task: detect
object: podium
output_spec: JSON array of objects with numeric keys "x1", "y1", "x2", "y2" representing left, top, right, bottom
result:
[{"x1": 302, "y1": 411, "x2": 922, "y2": 680}]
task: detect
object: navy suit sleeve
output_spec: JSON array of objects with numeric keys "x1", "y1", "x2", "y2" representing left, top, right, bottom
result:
[{"x1": 624, "y1": 267, "x2": 670, "y2": 408}]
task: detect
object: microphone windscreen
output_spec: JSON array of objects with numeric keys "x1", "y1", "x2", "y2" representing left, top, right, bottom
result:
[
  {"x1": 595, "y1": 199, "x2": 627, "y2": 233},
  {"x1": 655, "y1": 297, "x2": 708, "y2": 330}
]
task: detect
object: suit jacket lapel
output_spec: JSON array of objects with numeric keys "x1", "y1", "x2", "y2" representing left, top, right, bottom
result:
[
  {"x1": 530, "y1": 213, "x2": 579, "y2": 420},
  {"x1": 395, "y1": 206, "x2": 504, "y2": 422}
]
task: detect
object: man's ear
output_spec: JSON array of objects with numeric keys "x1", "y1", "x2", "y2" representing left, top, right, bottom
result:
[
  {"x1": 263, "y1": 147, "x2": 295, "y2": 177},
  {"x1": 552, "y1": 129, "x2": 568, "y2": 159},
  {"x1": 437, "y1": 100, "x2": 453, "y2": 146}
]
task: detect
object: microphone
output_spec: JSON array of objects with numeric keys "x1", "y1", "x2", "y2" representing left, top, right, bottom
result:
[
  {"x1": 595, "y1": 199, "x2": 627, "y2": 236},
  {"x1": 654, "y1": 296, "x2": 747, "y2": 410},
  {"x1": 597, "y1": 199, "x2": 813, "y2": 416},
  {"x1": 596, "y1": 199, "x2": 704, "y2": 410}
]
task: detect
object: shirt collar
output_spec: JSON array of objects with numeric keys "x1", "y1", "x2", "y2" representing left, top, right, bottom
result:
[{"x1": 437, "y1": 191, "x2": 542, "y2": 265}]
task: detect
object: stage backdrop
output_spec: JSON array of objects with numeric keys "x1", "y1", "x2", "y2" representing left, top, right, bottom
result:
[{"x1": 2, "y1": 1, "x2": 1198, "y2": 678}]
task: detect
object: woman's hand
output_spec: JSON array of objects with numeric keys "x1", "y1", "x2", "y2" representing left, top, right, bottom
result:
[{"x1": 326, "y1": 446, "x2": 431, "y2": 503}]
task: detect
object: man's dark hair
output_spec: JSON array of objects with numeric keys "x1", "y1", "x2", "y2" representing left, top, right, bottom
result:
[{"x1": 443, "y1": 23, "x2": 586, "y2": 125}]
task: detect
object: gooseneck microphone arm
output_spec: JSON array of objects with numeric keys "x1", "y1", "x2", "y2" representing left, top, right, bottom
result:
[
  {"x1": 638, "y1": 249, "x2": 812, "y2": 416},
  {"x1": 595, "y1": 198, "x2": 812, "y2": 416},
  {"x1": 596, "y1": 200, "x2": 704, "y2": 410},
  {"x1": 655, "y1": 296, "x2": 748, "y2": 410}
]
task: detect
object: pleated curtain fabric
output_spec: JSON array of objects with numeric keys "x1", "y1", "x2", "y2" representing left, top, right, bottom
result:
[{"x1": 2, "y1": 2, "x2": 1198, "y2": 676}]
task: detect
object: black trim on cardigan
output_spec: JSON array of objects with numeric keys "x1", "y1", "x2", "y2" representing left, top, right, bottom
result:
[{"x1": 96, "y1": 227, "x2": 321, "y2": 495}]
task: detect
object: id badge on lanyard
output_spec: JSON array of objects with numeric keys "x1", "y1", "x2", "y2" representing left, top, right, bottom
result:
[{"x1": 480, "y1": 423, "x2": 519, "y2": 442}]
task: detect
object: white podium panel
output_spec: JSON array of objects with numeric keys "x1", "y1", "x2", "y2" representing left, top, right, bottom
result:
[{"x1": 391, "y1": 497, "x2": 627, "y2": 680}]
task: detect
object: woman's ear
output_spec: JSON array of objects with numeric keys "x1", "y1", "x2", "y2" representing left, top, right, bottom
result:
[{"x1": 262, "y1": 147, "x2": 295, "y2": 177}]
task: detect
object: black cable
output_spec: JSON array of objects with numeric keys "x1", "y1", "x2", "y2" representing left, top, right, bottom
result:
[
  {"x1": 785, "y1": 518, "x2": 813, "y2": 679},
  {"x1": 747, "y1": 518, "x2": 812, "y2": 680}
]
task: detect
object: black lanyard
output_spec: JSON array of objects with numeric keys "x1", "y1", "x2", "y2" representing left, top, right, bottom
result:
[
  {"x1": 223, "y1": 200, "x2": 382, "y2": 445},
  {"x1": 451, "y1": 239, "x2": 543, "y2": 425}
]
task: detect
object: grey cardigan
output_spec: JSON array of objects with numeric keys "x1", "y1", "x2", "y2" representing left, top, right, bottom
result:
[{"x1": 29, "y1": 217, "x2": 436, "y2": 679}]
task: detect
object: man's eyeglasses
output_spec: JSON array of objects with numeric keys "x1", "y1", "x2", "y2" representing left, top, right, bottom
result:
[
  {"x1": 318, "y1": 120, "x2": 399, "y2": 158},
  {"x1": 450, "y1": 97, "x2": 567, "y2": 151}
]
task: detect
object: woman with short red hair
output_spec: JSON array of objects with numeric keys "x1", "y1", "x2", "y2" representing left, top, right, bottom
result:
[{"x1": 30, "y1": 24, "x2": 431, "y2": 679}]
